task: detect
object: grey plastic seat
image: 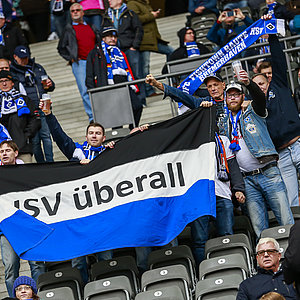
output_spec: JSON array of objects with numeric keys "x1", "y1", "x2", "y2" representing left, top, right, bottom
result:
[
  {"x1": 90, "y1": 256, "x2": 139, "y2": 294},
  {"x1": 260, "y1": 224, "x2": 293, "y2": 258},
  {"x1": 37, "y1": 267, "x2": 83, "y2": 300},
  {"x1": 148, "y1": 245, "x2": 196, "y2": 290},
  {"x1": 135, "y1": 286, "x2": 185, "y2": 300},
  {"x1": 195, "y1": 274, "x2": 242, "y2": 300},
  {"x1": 84, "y1": 275, "x2": 133, "y2": 300},
  {"x1": 141, "y1": 264, "x2": 192, "y2": 300},
  {"x1": 204, "y1": 234, "x2": 254, "y2": 275},
  {"x1": 38, "y1": 286, "x2": 75, "y2": 300},
  {"x1": 199, "y1": 253, "x2": 249, "y2": 281}
]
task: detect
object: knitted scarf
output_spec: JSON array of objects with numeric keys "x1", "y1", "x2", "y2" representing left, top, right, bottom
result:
[
  {"x1": 74, "y1": 141, "x2": 106, "y2": 160},
  {"x1": 0, "y1": 88, "x2": 30, "y2": 118},
  {"x1": 267, "y1": 2, "x2": 277, "y2": 18},
  {"x1": 229, "y1": 110, "x2": 242, "y2": 152}
]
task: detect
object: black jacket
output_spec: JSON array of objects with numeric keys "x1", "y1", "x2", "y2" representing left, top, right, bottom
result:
[
  {"x1": 0, "y1": 95, "x2": 41, "y2": 154},
  {"x1": 266, "y1": 34, "x2": 300, "y2": 149},
  {"x1": 57, "y1": 23, "x2": 101, "y2": 63},
  {"x1": 237, "y1": 267, "x2": 298, "y2": 300},
  {"x1": 109, "y1": 8, "x2": 144, "y2": 51},
  {"x1": 283, "y1": 221, "x2": 300, "y2": 297},
  {"x1": 0, "y1": 22, "x2": 28, "y2": 61}
]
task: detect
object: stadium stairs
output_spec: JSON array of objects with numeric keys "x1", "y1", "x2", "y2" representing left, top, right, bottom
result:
[{"x1": 0, "y1": 13, "x2": 188, "y2": 297}]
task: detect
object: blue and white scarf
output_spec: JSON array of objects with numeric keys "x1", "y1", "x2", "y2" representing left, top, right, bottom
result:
[
  {"x1": 267, "y1": 2, "x2": 277, "y2": 18},
  {"x1": 179, "y1": 18, "x2": 285, "y2": 95},
  {"x1": 101, "y1": 41, "x2": 137, "y2": 91},
  {"x1": 185, "y1": 42, "x2": 200, "y2": 57},
  {"x1": 108, "y1": 3, "x2": 127, "y2": 30},
  {"x1": 0, "y1": 88, "x2": 30, "y2": 118},
  {"x1": 0, "y1": 23, "x2": 6, "y2": 46},
  {"x1": 0, "y1": 123, "x2": 11, "y2": 143},
  {"x1": 229, "y1": 110, "x2": 242, "y2": 152},
  {"x1": 73, "y1": 141, "x2": 106, "y2": 161},
  {"x1": 258, "y1": 37, "x2": 270, "y2": 54}
]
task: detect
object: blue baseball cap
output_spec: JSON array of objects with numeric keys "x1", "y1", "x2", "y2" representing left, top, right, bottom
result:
[{"x1": 14, "y1": 45, "x2": 30, "y2": 58}]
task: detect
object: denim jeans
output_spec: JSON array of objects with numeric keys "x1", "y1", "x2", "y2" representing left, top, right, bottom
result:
[
  {"x1": 32, "y1": 115, "x2": 54, "y2": 163},
  {"x1": 223, "y1": 0, "x2": 248, "y2": 9},
  {"x1": 141, "y1": 42, "x2": 174, "y2": 96},
  {"x1": 278, "y1": 138, "x2": 300, "y2": 207},
  {"x1": 72, "y1": 250, "x2": 113, "y2": 283},
  {"x1": 0, "y1": 235, "x2": 46, "y2": 297},
  {"x1": 135, "y1": 239, "x2": 178, "y2": 273},
  {"x1": 72, "y1": 60, "x2": 93, "y2": 121},
  {"x1": 190, "y1": 197, "x2": 234, "y2": 266},
  {"x1": 84, "y1": 14, "x2": 103, "y2": 32},
  {"x1": 244, "y1": 165, "x2": 294, "y2": 238}
]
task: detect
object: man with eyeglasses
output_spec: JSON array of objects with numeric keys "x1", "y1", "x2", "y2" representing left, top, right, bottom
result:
[
  {"x1": 237, "y1": 237, "x2": 297, "y2": 299},
  {"x1": 58, "y1": 2, "x2": 101, "y2": 122}
]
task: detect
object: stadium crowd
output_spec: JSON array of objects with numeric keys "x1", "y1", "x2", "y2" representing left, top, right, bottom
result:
[{"x1": 0, "y1": 0, "x2": 300, "y2": 299}]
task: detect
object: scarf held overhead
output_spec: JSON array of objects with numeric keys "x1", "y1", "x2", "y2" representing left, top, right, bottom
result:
[{"x1": 178, "y1": 18, "x2": 285, "y2": 95}]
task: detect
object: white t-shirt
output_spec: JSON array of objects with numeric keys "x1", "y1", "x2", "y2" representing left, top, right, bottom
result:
[{"x1": 215, "y1": 135, "x2": 235, "y2": 200}]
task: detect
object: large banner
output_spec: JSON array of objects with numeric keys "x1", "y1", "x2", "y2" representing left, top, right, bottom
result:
[
  {"x1": 0, "y1": 107, "x2": 216, "y2": 262},
  {"x1": 179, "y1": 18, "x2": 285, "y2": 95}
]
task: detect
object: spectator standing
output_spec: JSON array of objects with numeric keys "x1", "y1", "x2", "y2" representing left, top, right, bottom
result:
[
  {"x1": 207, "y1": 8, "x2": 253, "y2": 48},
  {"x1": 0, "y1": 141, "x2": 45, "y2": 297},
  {"x1": 58, "y1": 2, "x2": 100, "y2": 121},
  {"x1": 252, "y1": 32, "x2": 300, "y2": 207},
  {"x1": 127, "y1": 0, "x2": 173, "y2": 97},
  {"x1": 293, "y1": 65, "x2": 300, "y2": 114},
  {"x1": 10, "y1": 46, "x2": 54, "y2": 163},
  {"x1": 0, "y1": 70, "x2": 41, "y2": 163},
  {"x1": 263, "y1": 0, "x2": 295, "y2": 21},
  {"x1": 86, "y1": 27, "x2": 143, "y2": 126},
  {"x1": 13, "y1": 276, "x2": 39, "y2": 300},
  {"x1": 0, "y1": 12, "x2": 28, "y2": 61},
  {"x1": 237, "y1": 238, "x2": 297, "y2": 300}
]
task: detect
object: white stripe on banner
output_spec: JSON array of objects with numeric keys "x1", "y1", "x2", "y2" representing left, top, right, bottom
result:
[{"x1": 0, "y1": 142, "x2": 215, "y2": 224}]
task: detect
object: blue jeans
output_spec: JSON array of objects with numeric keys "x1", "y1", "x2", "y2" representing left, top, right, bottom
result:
[
  {"x1": 72, "y1": 60, "x2": 93, "y2": 121},
  {"x1": 32, "y1": 115, "x2": 54, "y2": 163},
  {"x1": 125, "y1": 49, "x2": 146, "y2": 105},
  {"x1": 190, "y1": 197, "x2": 234, "y2": 266},
  {"x1": 141, "y1": 42, "x2": 174, "y2": 96},
  {"x1": 278, "y1": 138, "x2": 300, "y2": 207},
  {"x1": 244, "y1": 165, "x2": 294, "y2": 238},
  {"x1": 223, "y1": 0, "x2": 248, "y2": 9},
  {"x1": 0, "y1": 235, "x2": 46, "y2": 297},
  {"x1": 83, "y1": 14, "x2": 103, "y2": 31},
  {"x1": 72, "y1": 250, "x2": 113, "y2": 283},
  {"x1": 135, "y1": 239, "x2": 178, "y2": 273}
]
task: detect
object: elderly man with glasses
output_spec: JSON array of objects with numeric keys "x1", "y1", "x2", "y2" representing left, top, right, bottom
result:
[{"x1": 237, "y1": 237, "x2": 297, "y2": 300}]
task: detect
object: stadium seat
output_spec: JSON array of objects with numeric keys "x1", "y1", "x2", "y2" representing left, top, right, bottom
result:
[
  {"x1": 233, "y1": 215, "x2": 256, "y2": 250},
  {"x1": 195, "y1": 274, "x2": 243, "y2": 300},
  {"x1": 37, "y1": 267, "x2": 83, "y2": 300},
  {"x1": 135, "y1": 286, "x2": 185, "y2": 300},
  {"x1": 141, "y1": 264, "x2": 192, "y2": 300},
  {"x1": 148, "y1": 245, "x2": 196, "y2": 290},
  {"x1": 84, "y1": 275, "x2": 133, "y2": 300},
  {"x1": 38, "y1": 286, "x2": 75, "y2": 300},
  {"x1": 90, "y1": 256, "x2": 140, "y2": 294},
  {"x1": 199, "y1": 253, "x2": 249, "y2": 281},
  {"x1": 260, "y1": 224, "x2": 293, "y2": 258},
  {"x1": 204, "y1": 234, "x2": 254, "y2": 275}
]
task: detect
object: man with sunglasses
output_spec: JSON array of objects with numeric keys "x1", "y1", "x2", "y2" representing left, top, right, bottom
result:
[{"x1": 237, "y1": 237, "x2": 297, "y2": 299}]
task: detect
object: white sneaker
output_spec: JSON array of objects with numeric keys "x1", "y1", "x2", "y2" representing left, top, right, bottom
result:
[{"x1": 47, "y1": 32, "x2": 59, "y2": 41}]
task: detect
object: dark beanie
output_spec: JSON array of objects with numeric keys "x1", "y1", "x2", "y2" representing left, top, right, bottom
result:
[
  {"x1": 13, "y1": 276, "x2": 37, "y2": 297},
  {"x1": 0, "y1": 70, "x2": 13, "y2": 80}
]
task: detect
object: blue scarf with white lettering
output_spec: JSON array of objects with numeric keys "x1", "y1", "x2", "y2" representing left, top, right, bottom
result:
[
  {"x1": 0, "y1": 88, "x2": 30, "y2": 119},
  {"x1": 178, "y1": 18, "x2": 285, "y2": 95},
  {"x1": 267, "y1": 2, "x2": 277, "y2": 18},
  {"x1": 185, "y1": 42, "x2": 200, "y2": 57}
]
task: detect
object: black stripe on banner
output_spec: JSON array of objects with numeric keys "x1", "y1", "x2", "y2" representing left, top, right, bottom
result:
[{"x1": 0, "y1": 106, "x2": 216, "y2": 195}]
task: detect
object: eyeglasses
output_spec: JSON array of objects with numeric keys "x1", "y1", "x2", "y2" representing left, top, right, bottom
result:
[
  {"x1": 0, "y1": 79, "x2": 11, "y2": 84},
  {"x1": 256, "y1": 249, "x2": 279, "y2": 256},
  {"x1": 15, "y1": 285, "x2": 32, "y2": 292},
  {"x1": 227, "y1": 93, "x2": 241, "y2": 99},
  {"x1": 71, "y1": 9, "x2": 82, "y2": 12}
]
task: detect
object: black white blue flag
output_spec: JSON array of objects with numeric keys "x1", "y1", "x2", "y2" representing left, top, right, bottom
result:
[{"x1": 0, "y1": 107, "x2": 216, "y2": 261}]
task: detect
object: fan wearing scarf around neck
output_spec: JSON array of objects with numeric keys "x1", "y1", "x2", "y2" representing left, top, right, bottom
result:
[
  {"x1": 217, "y1": 70, "x2": 293, "y2": 238},
  {"x1": 86, "y1": 26, "x2": 143, "y2": 126},
  {"x1": 0, "y1": 70, "x2": 41, "y2": 162}
]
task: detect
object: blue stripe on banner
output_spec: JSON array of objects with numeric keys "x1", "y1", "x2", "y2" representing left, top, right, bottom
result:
[{"x1": 2, "y1": 179, "x2": 215, "y2": 261}]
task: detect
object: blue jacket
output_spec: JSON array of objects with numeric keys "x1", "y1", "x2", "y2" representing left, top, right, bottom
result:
[
  {"x1": 266, "y1": 34, "x2": 300, "y2": 149},
  {"x1": 237, "y1": 267, "x2": 297, "y2": 300},
  {"x1": 188, "y1": 0, "x2": 218, "y2": 15},
  {"x1": 10, "y1": 58, "x2": 55, "y2": 109},
  {"x1": 207, "y1": 16, "x2": 253, "y2": 46}
]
